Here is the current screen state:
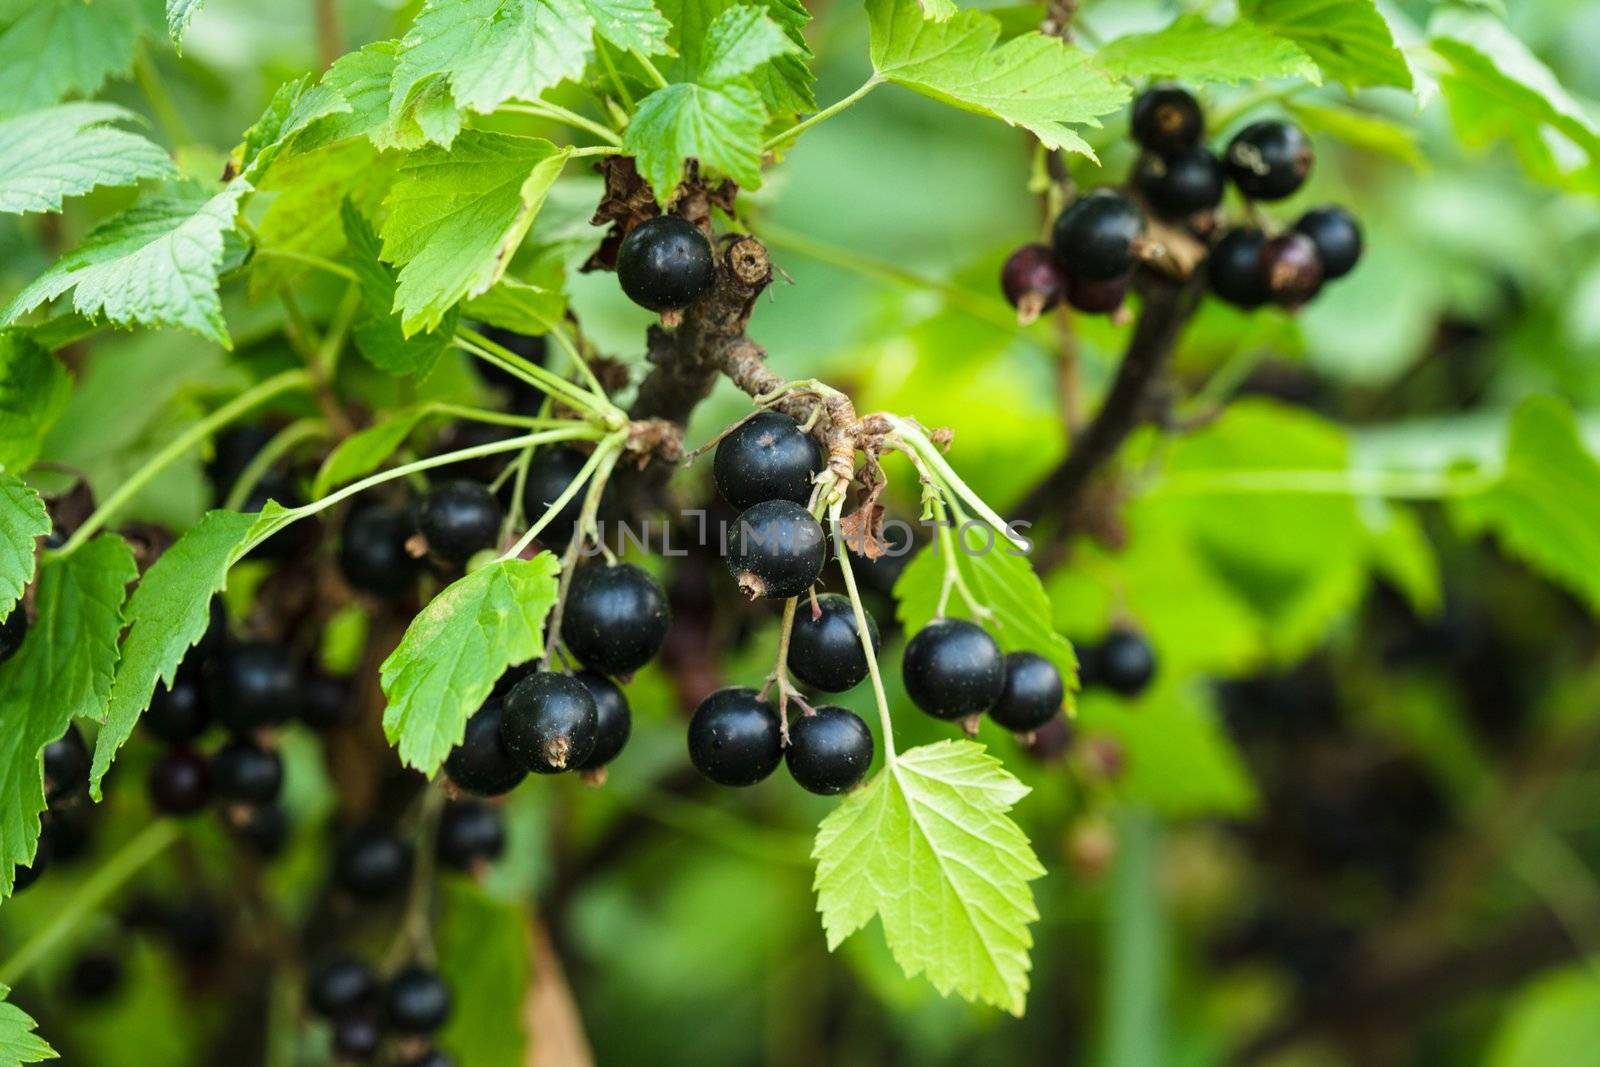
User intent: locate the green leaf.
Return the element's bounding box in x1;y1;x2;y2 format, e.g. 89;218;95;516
812;740;1043;1015
1487;968;1600;1067
165;0;203;43
436;879;531;1067
0;474;48;620
462;270;567;338
380;554;562;774
379;132;569;336
660;0;814;117
343;201;457;374
3;183;250;346
623;81;766;200
236;74;350;179
1239;0;1412;91
1096;14;1320;86
0;333;72;475
0;985;56;1064
867;0;1128;157
1286;99;1423;168
0;0;152;118
251;139;395;295
304;41;403;149
0;104;174;217
311;406;432;499
0;534;135;895
697;4;801;84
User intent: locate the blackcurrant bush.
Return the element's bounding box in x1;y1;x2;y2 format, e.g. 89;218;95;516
726;500;827;600
1066;271;1131;315
1052;191;1144;281
419;480;501;563
385;966;452;1035
43;724;90;804
339;504;420;599
1131;85;1204;155
999;243;1067;324
68;951;123;1004
786;706;873;795
572;671;631;771
1132;147;1225;219
1224;120;1313;201
148;749;211;816
902;618;1005;720
1294;206;1362;280
990;652;1064;733
146;670;212;744
309;955;378;1017
1208;227;1269;309
437;800;505;870
445;698;527;796
0;608;26;663
500;672;598;774
560;563;670;676
1097;629;1157;697
789;593;879;693
237;803;290;857
523;446;608;548
1260;232;1324;307
210;738;283;805
332;1012;383;1060
713;411;824;512
302;673;355;731
617;215;715;312
687;688;783;787
336;828;413;899
207;641;299;734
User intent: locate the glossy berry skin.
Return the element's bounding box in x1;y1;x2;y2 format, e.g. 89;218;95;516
419;480;501;563
500;672;598;774
43;725;90;804
0;609;26;663
617;216;715;312
786;706;874;795
336;829;413;899
1098;629;1157;697
1260;232;1324;307
561;564;670;676
445;698;527;796
438;801;505;870
1130;85;1204;155
789;593;879;693
210;738;283;805
308;955;378;1018
999;243;1067;323
1208;227;1269;309
301;674;355;731
990;652;1064;733
148;749;211;816
1133;147;1225;218
1066;272;1131;315
1294;207;1362;280
726;500;827;600
522;447;603;548
208;642;299;734
1225;120;1313;201
1052;191;1144;281
332;1013;382;1060
713;411;823;512
339;504;420;599
572;671;631;770
146;671;212;744
386;966;452;1035
688;688;783;787
902;619;1005;720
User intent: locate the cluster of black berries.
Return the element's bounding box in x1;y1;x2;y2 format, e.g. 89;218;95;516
903;620;1067;737
308;954;454;1065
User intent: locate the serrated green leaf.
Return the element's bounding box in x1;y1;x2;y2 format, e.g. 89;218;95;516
303;41;403;150
661;0;814;117
312;406;432;499
436;879;530;1067
0;474;47;621
0;534;135;895
697;5;801;85
343;201;458;373
813;740;1043;1015
165;0;203;43
0;985;55;1064
624;81;767;201
868;0;1128;157
0;104;174;217
0;333;71;475
237;74;350;179
380;554;562;774
251;140;396;295
1240;0;1411;91
0;0;152;118
1096;14;1320;86
462;269;567;338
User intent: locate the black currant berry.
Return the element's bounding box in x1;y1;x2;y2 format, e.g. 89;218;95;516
336;828;413;899
339;504;420;599
1132;147;1225;218
206;425;274;497
0;608;26;663
1224;120;1313;201
207;642;299;734
445;698;527;796
437;800;505;870
210;738;283;805
522;446;607;548
902;619;1005;720
789;593;879;693
617;216;715;312
687;688;783;787
1066;272;1131;315
786;706;873;795
43;724;90;805
1097;629;1157;697
990;652;1064;733
146;670;212;744
419;480;501;563
572;671;631;771
500;672;598;774
1052;191;1144;281
1208;227;1269;309
309;955;378;1017
332;1012;382;1060
561;563;670;676
1131;85;1204;155
237;803;290;856
165;898;226;962
727;500;827;600
302;673;355;731
1260;232;1324;307
1000;243;1067;324
1294;206;1362;280
386;966;452;1035
148;749;211;816
68;951;123;1003
713;411;824;512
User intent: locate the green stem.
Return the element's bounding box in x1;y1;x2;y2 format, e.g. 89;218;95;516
499;102;623;146
543;321;609;400
829;498;897;764
317;284;363;384
455;327;623;426
251;247;360;283
1104;809;1165;1067
597;43;636;110
632;49;670;90
569;145;624;158
763;78;882;151
427;403;576;430
223;418;330;512
890;419;1029;551
1157;467;1496;499
502;432;625;562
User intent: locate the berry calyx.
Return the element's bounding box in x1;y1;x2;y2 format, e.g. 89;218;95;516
207;641;300;735
1066;271;1131;315
1130;85;1204;155
1294;206;1363;280
989;652;1064;733
308;955;378;1018
616;216;716;312
902;618;1005;720
688;688;783;787
43;725;90;805
146;670;212;744
560;563;670;676
1132;147;1225;219
148;749;211;816
500;672;599;774
785;706;873;795
571;670;631;771
437;800;505;870
210;738;283;805
726;500;827;600
335;828;413;899
788;593;879;693
713;411;824;512
0;608;26;663
1208;227;1269;309
1260;232;1324;307
418;480;502;563
385;966;452;1035
522;446;606;548
339;504;420;599
445;698;527;797
1096;628;1157;697
1224;120;1313;201
1000;243;1067;324
1052;191;1145;281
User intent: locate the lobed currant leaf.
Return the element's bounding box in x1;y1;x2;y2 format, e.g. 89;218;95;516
0;333;72;476
0;985;55;1064
1241;0;1412;91
0;474;48;622
0;104;174;218
623;81;767;202
0;0;156;119
343;201;457;375
1096;14;1321;87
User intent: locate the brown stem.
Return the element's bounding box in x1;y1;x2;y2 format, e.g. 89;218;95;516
313;0;342;69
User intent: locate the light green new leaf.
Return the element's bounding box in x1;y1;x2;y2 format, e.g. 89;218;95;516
0;104;174;217
698;5;801;84
868;0;1128;157
1240;0;1412;90
436;879;530;1067
623;82;767;201
0;474;48;621
312;407;432;499
660;0;815;117
166;0;204;44
0;0;152;118
343;201;457;374
380;555;561;774
813;740;1043;1015
1487;968;1600;1067
236;74;350;180
462;272;567;338
0;333;72;475
380;132;569;335
3;183;250;346
0;985;56;1064
1096;14;1320;86
1287;100;1423;167
0;534;135;895
304;41;402;150
251;139;395;295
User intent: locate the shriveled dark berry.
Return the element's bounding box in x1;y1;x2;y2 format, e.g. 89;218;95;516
713;411;824;512
148;749;211;816
789;593;879;693
207;641;299;734
339;504;420;599
210;738;283;805
572;671;631;771
902;619;1005;720
386;966;452;1035
1294;206;1362;280
1224;120;1313;201
1209;227;1269;309
1052;191;1144;281
308;955;378;1017
0;608;26;663
1000;243;1067;324
1097;629;1157;697
146;669;212;744
688;688;783;787
561;563;670;676
1132;147;1224;219
445;698;527;796
1260;232;1324;307
437;800;505;870
500;672;598;774
616;216;715;312
419;480;501;563
785;706;873;795
726;500;827;600
336;828;412;899
1131;85;1204;155
1066;272;1130;315
43;724;90;805
990;652;1064;733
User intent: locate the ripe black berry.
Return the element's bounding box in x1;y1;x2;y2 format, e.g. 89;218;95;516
437;800;505;870
902;619;1005;720
339;504;420;599
207;641;299;734
445;698;527;796
419;480;501;563
332;1012;382;1060
336;828;413;899
561;563;670;676
146;670;212;744
1294;206;1362;280
1208;227;1269;309
1000;243;1067;324
572;670;631;771
500;672;598;774
386;966;452;1035
617;216;715;312
302;673;355;731
990;652;1064;733
523;446;607;548
785;706;873;795
68;951;122;1003
1066;272;1131;315
688;688;782;787
148;749;211;816
1097;629;1157;697
1260;232;1324;307
309;955;378;1017
237;803;290;856
713;411;824;512
1131;85;1204;155
43;724;90;805
1132;147;1224;219
210;738;283;805
789;593;879;693
1225;120;1313;201
1052;191;1144;281
0;608;26;663
726;500;827;600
